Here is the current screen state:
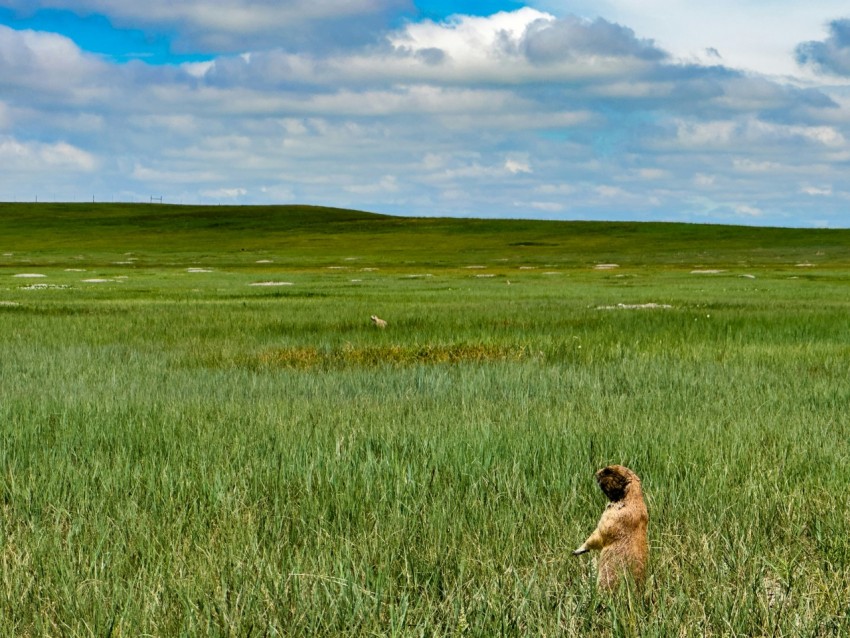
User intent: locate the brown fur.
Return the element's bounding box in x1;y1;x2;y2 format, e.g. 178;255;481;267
573;465;649;591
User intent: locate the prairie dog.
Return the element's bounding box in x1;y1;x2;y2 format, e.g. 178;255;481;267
370;315;387;328
573;465;649;591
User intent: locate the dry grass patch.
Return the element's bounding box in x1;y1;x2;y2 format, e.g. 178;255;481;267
252;342;531;369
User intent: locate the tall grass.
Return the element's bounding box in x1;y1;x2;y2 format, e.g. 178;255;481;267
0;205;848;635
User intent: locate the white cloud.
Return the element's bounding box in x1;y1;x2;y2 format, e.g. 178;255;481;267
428;162;505;181
393;8;550;60
505;158;532;174
733;203;763;217
589;80;674;98
307;85;523;117
747;120;846;148
733;158;783;173
259;184;295;201
391;7;666;75
671;118;847;152
0;25;107;99
345;175;400;195
131;164;220;184
634;168;668;180
0;136;97;171
130;114;199;134
595;185;627;198
800;185;833;196
201;187;248;198
674;120;738;147
526;201;566;212
182;61;215;78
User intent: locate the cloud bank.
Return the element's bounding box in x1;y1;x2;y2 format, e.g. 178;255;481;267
1;3;849;226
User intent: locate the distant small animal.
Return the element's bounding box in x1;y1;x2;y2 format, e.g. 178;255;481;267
370;315;387;328
573;465;649;591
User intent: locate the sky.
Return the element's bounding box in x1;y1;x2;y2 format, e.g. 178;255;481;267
2;1;850;227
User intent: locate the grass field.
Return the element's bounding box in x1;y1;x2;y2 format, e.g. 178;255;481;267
1;203;849;636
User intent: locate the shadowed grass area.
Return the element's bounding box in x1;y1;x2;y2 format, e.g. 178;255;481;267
0;204;848;635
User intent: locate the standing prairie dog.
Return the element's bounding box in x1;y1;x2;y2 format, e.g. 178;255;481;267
573;465;649;591
370;315;387;328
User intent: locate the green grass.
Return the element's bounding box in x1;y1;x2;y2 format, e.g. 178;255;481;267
0;204;849;635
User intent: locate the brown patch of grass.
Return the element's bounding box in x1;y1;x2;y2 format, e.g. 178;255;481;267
251;343;530;369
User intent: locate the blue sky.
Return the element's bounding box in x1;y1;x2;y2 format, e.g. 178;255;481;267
1;1;850;227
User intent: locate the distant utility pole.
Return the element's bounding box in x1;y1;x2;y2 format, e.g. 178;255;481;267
151;196;163;204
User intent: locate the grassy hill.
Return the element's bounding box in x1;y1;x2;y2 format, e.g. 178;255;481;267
2;202;849;268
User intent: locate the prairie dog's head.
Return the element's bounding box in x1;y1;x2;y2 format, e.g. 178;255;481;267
595;465;641;502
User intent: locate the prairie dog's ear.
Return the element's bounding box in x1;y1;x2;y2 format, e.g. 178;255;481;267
595;465;630;502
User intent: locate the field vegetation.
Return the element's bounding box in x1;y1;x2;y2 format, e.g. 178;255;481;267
1;203;849;635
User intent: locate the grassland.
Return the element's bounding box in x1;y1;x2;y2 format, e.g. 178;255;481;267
0;203;849;636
